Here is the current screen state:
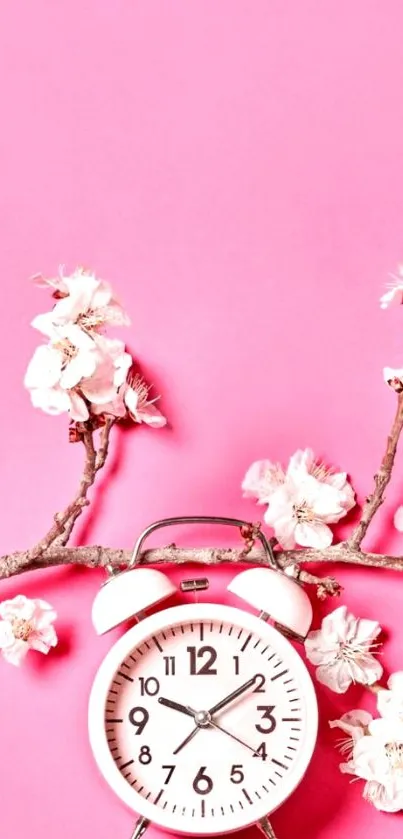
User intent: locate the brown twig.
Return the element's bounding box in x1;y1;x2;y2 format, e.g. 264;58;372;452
349;392;403;549
0;542;402;596
28;419;115;559
2;392;403;600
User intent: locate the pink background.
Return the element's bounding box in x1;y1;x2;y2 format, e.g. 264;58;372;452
1;2;403;837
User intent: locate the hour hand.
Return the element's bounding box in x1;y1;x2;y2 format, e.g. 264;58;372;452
158;697;195;717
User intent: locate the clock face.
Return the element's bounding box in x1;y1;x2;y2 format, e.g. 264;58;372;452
89;604;317;835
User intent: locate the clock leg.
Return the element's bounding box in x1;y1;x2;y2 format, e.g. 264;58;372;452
257;816;278;839
129;816;150;839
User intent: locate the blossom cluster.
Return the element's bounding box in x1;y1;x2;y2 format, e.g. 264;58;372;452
304;604;403;813
242;448;355;549
330;677;403;813
24;267;166;427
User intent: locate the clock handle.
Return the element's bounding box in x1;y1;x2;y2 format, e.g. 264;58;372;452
130;515;278;569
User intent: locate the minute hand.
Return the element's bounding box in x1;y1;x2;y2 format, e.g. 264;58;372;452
209;675;258;715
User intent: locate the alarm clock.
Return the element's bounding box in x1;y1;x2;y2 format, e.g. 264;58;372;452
88;517;318;839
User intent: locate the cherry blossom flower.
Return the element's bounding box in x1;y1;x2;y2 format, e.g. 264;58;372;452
32;266;130;330
25;322;99;392
243;449;355;548
329;709;373;769
377;672;403;721
288;448;355;517
264;475;346;549
0;595;57;666
380;269;403;309
242;460;286;503
383;366;403;393
352;718;403;812
124;374;166;427
304;605;383;693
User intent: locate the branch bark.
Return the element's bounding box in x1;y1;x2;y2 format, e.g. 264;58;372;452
28;419;115;559
2;392;403;599
349;392;403;549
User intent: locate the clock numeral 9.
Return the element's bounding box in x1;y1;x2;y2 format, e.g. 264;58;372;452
230;764;244;784
192;766;213;795
139;676;160;696
255;705;277;734
187;646;217;676
128;706;149;735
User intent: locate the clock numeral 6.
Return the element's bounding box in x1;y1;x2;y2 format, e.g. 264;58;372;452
128;706;149;735
192;766;214;795
255;705;276;734
230;764;244;784
187;646;217;676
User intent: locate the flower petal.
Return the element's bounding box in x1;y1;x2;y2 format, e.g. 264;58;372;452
2;639;29;666
294;520;333;548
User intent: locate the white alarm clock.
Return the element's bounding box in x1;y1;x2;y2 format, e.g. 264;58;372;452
88;517;318;839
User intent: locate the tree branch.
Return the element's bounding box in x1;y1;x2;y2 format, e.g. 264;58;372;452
28;419;115;559
349;392;403;549
1;541;403;597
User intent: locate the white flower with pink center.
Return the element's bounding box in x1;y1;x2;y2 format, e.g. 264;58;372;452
33;266;130;331
304;605;383;693
124;374;166;427
380;269;403;309
243;448;355;549
0;595;57;666
242;460;286;504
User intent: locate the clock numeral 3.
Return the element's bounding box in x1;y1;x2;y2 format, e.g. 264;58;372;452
187;646;217;676
255;705;277;734
128;706;149;734
192;766;214;795
138;745;152;764
139;676;160;696
230;764;244;784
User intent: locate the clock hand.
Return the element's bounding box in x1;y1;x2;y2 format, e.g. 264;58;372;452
173;725;200;755
208;674;259;715
158;697;195;717
208;719;259;755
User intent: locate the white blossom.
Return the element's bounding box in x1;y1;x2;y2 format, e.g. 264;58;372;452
243;448;355;549
0;595;57;666
304;605;383;693
353;718;403;812
124;374;166;427
329;709;372;768
377;672;403;721
32;266;130;330
264;475;346;549
380;270;403;309
242;460;286;504
394;506;403;531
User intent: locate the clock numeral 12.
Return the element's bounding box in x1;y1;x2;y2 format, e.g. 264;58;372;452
187;646;217;675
